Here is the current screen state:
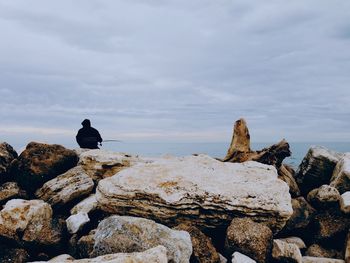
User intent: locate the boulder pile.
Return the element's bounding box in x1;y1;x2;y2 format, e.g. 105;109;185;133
0;134;349;262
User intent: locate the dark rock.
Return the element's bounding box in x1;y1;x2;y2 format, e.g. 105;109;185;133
307;185;341;209
330;153;350;194
225;217;273;263
76;230;96;258
10;142;78;193
0;142;18;182
174;223;221;263
306;244;343;259
0;246;29;263
295;146;342;195
283;197;316;233
278;164;301;197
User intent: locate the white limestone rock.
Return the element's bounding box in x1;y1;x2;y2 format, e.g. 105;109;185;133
302;257;345;263
231;252;256;263
307;185;341;207
331;153;350;194
340;192;350;214
0;199;57;245
29;245;168;263
279;237;306;250
78;149;146;182
296;146;343;195
92;215;192;263
96;155;292;232
66;212;90;234
35;166;94;207
70;194;98;215
272;239;302;263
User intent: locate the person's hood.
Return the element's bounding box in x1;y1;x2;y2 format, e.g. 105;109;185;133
81;119;91;127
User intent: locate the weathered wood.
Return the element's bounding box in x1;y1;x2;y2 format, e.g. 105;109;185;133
223;119;291;168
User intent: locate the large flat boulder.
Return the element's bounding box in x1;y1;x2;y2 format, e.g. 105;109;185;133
0;142;17;182
96;155;292;232
91;215;192;263
29;245;168;263
330;153;350;194
296;146;342;195
10;142;78;192
78;149;145;182
35;166;94;207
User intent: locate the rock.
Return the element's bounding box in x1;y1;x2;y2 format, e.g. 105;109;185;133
302;257;345;263
225;217;273;263
70;194;98;215
35;166;94;207
279;237;306;250
174;223;220;263
0;182;27;204
278;164;301;197
307;185;341;208
345;231;350;263
76;230;96;258
0;142;17;182
331;153;350;194
231;252;257;263
283;197;316;233
66;212;90;234
92;215;192;263
340;192;350;214
96;155;293;232
296;146;342;195
272;239;302;263
305;244;343;259
29;246;168;263
0;246;29;263
219;254;228;263
78;149;144;182
0;199;60;246
10;142;78;192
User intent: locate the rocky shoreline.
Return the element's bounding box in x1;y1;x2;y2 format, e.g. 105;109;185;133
0;139;349;263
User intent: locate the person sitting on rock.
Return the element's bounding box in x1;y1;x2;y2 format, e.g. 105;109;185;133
76;119;103;149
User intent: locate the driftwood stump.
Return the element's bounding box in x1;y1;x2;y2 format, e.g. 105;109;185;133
222;118;300;196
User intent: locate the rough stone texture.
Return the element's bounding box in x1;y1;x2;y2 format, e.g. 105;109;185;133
312;210;350;243
225;217;273;263
279;237;306;250
0;199;60;246
77;230;96;258
302;257;345;263
78;149;145;182
0;246;29;263
272;239;302;263
174;223;220;263
96;155;292;232
30;246;168;263
0;182;27;204
219;254;228;263
231;252;257;263
278;164;301;197
0;142;17;182
331;153;350;194
307;185;341;208
296;146;342;195
92;215;192;263
35;166;94;207
340;192;350;214
10;142;78;192
305;244;343;260
70;194;98;215
282;197;316;233
345;231;350;263
66;212;90;234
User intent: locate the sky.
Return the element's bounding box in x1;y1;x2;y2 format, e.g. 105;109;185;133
0;0;350;150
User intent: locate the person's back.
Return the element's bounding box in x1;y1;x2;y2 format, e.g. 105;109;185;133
76;119;103;149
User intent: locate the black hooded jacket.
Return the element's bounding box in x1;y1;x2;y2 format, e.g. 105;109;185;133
76;119;103;149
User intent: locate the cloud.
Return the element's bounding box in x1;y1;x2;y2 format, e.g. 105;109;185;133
0;0;350;149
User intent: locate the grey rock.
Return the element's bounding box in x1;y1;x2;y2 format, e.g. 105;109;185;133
331;153;350;194
272;239;302;263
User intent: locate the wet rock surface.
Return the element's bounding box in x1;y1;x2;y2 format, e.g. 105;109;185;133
0;142;17;182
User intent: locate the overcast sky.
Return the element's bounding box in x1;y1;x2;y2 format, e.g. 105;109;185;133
0;0;350;149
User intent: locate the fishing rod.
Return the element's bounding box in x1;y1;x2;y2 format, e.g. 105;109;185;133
103;139;123;142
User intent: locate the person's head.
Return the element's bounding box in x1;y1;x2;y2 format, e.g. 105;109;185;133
81;119;91;127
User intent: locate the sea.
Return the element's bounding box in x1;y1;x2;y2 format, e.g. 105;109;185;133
100;142;350;169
